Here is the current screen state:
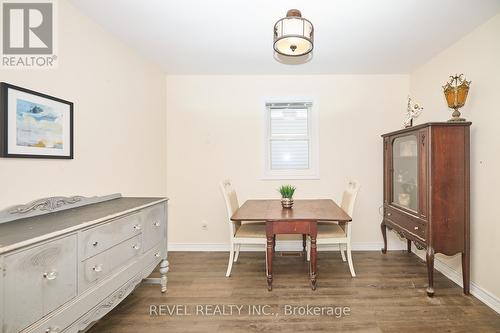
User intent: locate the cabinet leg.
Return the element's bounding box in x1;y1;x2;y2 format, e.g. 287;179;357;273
426;247;435;297
407;239;412;253
159;259;169;293
462;251;470;295
381;220;387;254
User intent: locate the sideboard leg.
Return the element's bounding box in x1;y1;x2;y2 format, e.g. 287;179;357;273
426;247;435;297
381;220;387;254
462;251;470;295
160;259;169;293
407;239;412;253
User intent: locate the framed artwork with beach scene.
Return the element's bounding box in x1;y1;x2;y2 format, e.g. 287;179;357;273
0;83;73;159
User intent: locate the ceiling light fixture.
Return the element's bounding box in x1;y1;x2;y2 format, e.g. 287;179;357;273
273;9;314;57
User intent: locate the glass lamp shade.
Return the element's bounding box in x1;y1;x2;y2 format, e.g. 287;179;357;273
442;74;471;122
274;9;314;57
443;80;470;109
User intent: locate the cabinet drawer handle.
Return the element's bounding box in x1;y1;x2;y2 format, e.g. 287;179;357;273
155;252;161;258
414;226;419;230
45;327;60;333
43;271;58;280
132;244;141;250
92;241;99;247
153;221;161;227
92;264;103;272
387;212;391;217
133;224;142;231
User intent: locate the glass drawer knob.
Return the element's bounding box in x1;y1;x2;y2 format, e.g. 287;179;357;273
133;224;142;231
93;264;103;272
153;221;161;227
45;327;60;333
155;252;161;258
387;213;391;216
43;271;57;280
414;226;419;230
132;244;141;250
92;241;98;247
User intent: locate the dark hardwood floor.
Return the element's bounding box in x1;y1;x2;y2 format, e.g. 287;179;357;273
88;251;500;333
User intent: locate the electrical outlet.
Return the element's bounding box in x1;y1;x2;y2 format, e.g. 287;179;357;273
201;221;208;231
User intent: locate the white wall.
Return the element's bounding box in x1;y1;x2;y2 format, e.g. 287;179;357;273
0;1;167;208
166;75;409;248
410;13;500;303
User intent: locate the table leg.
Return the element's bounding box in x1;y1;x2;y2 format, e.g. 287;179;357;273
266;234;274;291
310;234;317;290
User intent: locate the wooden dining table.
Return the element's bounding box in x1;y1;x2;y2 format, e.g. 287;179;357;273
231;199;351;291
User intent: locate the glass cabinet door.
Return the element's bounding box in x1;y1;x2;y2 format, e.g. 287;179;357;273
392;135;418;212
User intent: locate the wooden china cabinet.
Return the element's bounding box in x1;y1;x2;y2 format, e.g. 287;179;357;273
380;122;471;296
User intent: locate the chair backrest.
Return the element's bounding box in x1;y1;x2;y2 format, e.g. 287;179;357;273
219;179;241;237
340;180;360;238
341;180;360;217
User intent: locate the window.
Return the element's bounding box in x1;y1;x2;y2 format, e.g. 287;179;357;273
263;101;318;179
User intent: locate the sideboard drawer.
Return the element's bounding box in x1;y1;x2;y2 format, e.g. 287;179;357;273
385;206;426;241
79;235;142;291
142;203;166;251
80;212;143;260
4;235;77;333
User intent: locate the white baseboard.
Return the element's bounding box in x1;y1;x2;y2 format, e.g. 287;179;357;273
168;241;405;252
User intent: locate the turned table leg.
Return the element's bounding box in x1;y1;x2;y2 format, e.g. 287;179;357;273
381;220;387;254
310;223;318;290
266;234;274;291
426;247;435;297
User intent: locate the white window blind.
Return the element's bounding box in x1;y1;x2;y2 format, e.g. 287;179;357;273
263;101;318;179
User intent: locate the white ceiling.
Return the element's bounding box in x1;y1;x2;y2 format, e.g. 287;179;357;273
69;0;500;75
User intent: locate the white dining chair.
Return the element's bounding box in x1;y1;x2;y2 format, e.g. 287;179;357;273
219;180;267;277
306;180;360;277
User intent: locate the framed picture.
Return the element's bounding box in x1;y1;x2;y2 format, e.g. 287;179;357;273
0;82;73;159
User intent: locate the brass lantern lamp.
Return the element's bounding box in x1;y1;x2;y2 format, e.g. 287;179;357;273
273;9;314;57
442;74;471;122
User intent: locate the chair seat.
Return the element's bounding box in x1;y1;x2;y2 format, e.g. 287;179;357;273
235;223;266;238
316;223;347;238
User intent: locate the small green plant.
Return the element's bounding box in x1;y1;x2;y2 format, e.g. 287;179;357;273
278;185;296;198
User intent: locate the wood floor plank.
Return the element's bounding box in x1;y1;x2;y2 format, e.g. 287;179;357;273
87;251;500;333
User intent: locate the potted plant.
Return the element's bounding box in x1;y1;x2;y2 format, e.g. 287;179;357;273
278;185;296;209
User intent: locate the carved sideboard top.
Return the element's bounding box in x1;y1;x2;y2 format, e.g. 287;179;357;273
0;195;168;254
0;193;122;224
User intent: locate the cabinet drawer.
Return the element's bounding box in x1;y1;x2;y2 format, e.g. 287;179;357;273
142;203;166;251
80;212;142;260
79;235;142;291
385;206;426;240
4;235;77;333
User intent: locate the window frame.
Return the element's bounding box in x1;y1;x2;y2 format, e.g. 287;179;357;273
262;98;319;180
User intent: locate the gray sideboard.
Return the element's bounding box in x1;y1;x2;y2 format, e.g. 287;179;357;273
0;194;169;333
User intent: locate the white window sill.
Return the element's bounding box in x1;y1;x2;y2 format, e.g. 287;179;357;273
260;174;320;180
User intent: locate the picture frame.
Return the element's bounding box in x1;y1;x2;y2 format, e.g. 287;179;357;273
0;82;73;159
